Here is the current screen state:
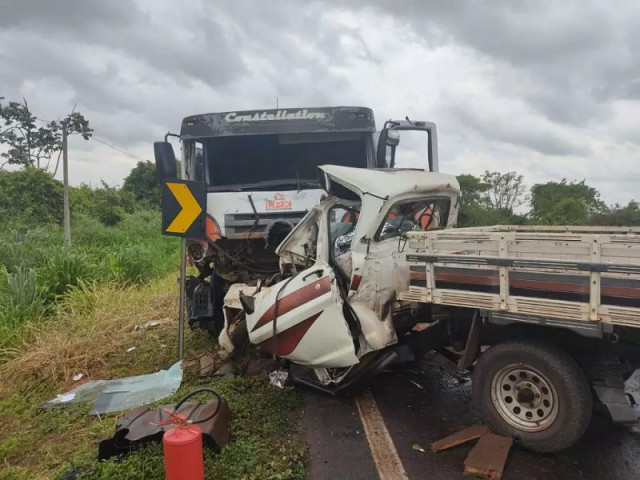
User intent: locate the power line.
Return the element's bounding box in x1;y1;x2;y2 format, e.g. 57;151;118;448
90;136;147;162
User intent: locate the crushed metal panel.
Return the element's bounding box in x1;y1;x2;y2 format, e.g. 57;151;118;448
430;424;489;452
98;399;230;460
318;165;460;202
41;362;183;415
463;432;513;480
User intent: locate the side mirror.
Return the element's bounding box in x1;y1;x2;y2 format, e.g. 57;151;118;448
376;128;399;168
239;295;255;315
385;130;400;147
153;141;177;181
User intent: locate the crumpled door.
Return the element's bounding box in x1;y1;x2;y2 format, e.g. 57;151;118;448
246;261;359;368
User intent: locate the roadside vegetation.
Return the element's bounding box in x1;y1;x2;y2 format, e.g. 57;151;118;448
457;170;640;228
0;164;305;480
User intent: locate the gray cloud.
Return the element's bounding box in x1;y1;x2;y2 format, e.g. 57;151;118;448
346;1;640;127
0;0;638;204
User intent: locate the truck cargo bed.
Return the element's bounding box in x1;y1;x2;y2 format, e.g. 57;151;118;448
399;226;640;327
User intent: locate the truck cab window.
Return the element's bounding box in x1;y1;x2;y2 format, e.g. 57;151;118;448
377;198;450;241
328;205;360;278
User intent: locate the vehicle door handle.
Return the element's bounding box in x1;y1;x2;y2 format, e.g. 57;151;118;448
302;269;324;281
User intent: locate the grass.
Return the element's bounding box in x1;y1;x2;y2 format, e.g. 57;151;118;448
0;208;305;479
0;273;306;480
0;211;180;351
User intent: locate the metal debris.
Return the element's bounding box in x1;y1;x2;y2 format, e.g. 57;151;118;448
269;369;289;388
407;379;424;390
98;398;231;460
41;362;183;415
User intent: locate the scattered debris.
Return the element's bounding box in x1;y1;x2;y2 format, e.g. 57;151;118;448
430;424;489;452
412;322;431;332
59;462;87;480
246;358;280;377
269;369;289;388
431;425;513;479
132;318;165;332
41;362;183;415
199;353;217;377
98;396;230;460
412;443;425;453
126;346;136;353
407;379;424;390
72;373;84;382
464;432;513;480
213;361;235;379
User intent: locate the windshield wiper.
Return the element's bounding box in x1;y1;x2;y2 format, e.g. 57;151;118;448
208;178;320;192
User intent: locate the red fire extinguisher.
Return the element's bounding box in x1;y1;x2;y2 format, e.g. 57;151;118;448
161;388;223;480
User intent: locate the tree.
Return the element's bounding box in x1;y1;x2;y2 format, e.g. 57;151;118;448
456;173;529;227
591;200;640;226
457;174;489;227
123;160;161;208
0;168;64;224
481;171;526;213
0;97;92;170
530;179;606;225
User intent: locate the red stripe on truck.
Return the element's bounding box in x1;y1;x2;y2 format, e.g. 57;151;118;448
251;276;331;332
259;312;321;356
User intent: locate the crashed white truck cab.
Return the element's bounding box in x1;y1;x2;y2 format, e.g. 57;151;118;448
220;165;459;375
222;165;640;454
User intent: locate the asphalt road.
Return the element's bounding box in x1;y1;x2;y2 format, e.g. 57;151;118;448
302;353;640;480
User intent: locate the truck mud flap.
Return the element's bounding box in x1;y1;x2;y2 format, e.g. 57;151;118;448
592;384;639;423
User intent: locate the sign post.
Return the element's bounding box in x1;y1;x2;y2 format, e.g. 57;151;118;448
161;180;207;361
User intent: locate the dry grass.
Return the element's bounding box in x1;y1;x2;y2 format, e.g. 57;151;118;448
0;274;179;393
0;273;305;480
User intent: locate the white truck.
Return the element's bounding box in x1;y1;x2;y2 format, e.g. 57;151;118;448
221;165;640;453
153;106;438;333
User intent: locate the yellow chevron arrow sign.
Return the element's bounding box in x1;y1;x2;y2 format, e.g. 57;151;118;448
162;181;206;236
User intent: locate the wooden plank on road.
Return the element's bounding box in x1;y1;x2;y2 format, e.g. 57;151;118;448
430;424;489;452
463;432;513;479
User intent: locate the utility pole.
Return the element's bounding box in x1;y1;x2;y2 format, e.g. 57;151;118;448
62;122;71;247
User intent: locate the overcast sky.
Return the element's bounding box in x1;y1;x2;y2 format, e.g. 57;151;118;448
1;0;639;205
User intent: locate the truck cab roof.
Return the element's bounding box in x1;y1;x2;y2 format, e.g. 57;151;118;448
318;165;460;201
180;106;375;139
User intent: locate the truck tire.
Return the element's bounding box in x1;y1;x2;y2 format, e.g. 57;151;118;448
472;339;592;453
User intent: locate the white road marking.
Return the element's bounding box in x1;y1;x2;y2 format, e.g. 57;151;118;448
356;391;410;480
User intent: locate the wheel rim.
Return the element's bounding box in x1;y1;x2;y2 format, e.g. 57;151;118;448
490;364;559;432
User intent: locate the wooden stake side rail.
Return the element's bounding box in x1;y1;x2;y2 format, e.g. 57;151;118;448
399;227;640;327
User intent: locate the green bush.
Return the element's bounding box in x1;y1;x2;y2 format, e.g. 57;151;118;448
38;251;98;301
0;168;64;224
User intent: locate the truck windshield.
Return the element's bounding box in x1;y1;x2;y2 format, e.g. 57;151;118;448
204;133;369;191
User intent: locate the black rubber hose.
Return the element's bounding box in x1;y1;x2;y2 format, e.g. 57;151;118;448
172;387;223;425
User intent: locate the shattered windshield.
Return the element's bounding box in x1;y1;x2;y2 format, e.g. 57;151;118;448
204;133;368;191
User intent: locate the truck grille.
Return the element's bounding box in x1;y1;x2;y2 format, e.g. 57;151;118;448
224;211;307;239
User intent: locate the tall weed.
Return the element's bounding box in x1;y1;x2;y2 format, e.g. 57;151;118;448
0;267;47;349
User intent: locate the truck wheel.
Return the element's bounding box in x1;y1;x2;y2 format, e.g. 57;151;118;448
472;339;592;453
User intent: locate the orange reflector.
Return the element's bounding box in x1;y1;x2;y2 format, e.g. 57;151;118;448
206;215;221;241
